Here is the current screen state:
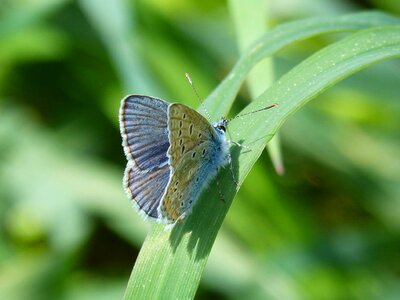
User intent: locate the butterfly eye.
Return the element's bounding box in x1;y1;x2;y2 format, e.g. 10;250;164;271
217;125;226;132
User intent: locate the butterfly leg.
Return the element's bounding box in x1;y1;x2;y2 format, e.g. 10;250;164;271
164;213;187;231
176;212;187;223
229;140;250;151
216;178;226;203
228;154;239;187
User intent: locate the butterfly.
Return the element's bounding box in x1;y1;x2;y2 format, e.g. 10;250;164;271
119;95;231;225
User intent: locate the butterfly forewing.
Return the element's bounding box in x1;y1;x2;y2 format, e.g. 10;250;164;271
167;104;213;168
120;95;170;170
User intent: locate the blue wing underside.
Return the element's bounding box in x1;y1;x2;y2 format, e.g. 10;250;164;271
120;95;171;218
125;164;170;218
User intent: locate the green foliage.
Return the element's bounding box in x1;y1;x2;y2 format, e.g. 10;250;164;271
1;1;400;300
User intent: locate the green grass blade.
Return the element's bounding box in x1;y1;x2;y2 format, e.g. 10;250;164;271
230;25;400;183
228;0;286;175
200;11;400;120
124;24;400;300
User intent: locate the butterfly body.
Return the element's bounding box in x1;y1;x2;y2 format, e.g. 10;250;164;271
120;95;230;224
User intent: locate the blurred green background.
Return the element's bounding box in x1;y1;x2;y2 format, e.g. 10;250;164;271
1;0;399;299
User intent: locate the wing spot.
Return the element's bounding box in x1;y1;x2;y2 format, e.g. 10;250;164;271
179;130;182;137
192;152;196;158
175;181;179;186
183;114;186;119
181;145;186;154
202;149;206;156
195;177;199;182
179;139;183;145
179;194;183;199
179;120;183;128
189;124;193;135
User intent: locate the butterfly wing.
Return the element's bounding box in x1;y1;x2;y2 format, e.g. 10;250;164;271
120;95;172;219
159;104;220;222
120;95;170;170
167;103;213;166
124;163;170;218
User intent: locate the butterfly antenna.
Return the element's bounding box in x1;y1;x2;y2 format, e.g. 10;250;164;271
185;73;212;121
230;103;278;122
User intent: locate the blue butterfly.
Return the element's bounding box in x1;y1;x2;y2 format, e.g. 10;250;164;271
119;95;230;225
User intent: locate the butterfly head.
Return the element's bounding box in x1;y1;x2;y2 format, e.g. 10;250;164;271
213;117;228;134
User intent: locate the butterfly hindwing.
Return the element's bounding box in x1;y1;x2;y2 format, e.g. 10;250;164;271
124;163;170;219
159;142;218;222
